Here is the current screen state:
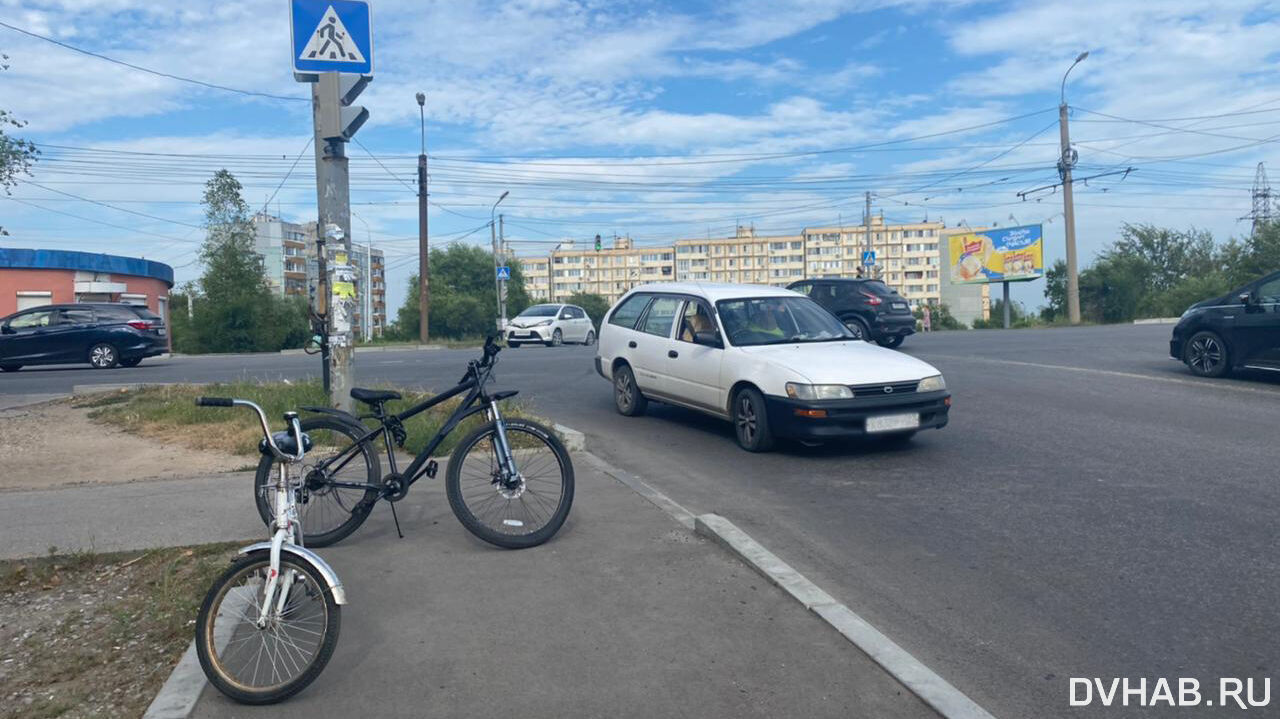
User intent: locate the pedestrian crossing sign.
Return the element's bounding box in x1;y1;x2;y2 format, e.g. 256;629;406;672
291;0;373;76
496;266;511;281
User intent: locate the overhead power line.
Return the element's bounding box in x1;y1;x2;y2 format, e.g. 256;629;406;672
0;20;308;103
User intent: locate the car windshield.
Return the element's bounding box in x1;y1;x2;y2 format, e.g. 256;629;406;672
517;305;560;318
716;297;853;346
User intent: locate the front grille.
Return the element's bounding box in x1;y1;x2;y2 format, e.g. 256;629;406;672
849;380;919;397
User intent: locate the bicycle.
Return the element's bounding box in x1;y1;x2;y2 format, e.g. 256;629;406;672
193;398;345;704
254;335;575;549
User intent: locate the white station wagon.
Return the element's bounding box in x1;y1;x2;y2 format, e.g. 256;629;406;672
594;283;951;451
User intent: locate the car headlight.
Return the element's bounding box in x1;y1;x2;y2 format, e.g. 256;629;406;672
917;374;946;392
534;319;553;327
785;383;853;400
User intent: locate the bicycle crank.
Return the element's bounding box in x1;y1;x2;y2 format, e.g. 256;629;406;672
381;473;409;502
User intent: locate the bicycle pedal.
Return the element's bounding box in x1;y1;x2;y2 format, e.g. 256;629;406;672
424;460;438;478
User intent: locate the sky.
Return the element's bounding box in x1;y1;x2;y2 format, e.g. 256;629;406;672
2;0;1280;315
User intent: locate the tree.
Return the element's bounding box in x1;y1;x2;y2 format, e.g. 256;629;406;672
183;170;307;352
391;244;531;340
564;292;611;329
912;302;963;330
0;55;38;235
1041;259;1068;322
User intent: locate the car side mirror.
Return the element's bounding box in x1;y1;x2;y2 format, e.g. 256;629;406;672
560;313;572;320
693;330;722;348
1239;291;1258;306
0;325;12;335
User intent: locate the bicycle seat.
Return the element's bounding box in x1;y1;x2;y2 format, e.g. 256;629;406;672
351;388;402;404
260;431;313;457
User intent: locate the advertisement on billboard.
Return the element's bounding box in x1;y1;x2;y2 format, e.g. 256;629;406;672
948;224;1044;284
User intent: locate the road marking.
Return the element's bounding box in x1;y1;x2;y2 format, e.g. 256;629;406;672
927;354;1280;396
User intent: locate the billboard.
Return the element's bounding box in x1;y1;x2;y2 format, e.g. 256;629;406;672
948;224;1044;284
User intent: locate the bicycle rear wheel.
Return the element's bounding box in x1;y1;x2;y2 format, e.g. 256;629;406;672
254;416;380;548
445;418;574;549
195;551;341;704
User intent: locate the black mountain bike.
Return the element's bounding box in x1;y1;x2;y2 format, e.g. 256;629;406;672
254;336;574;549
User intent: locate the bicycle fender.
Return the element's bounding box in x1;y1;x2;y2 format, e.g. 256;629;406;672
238;542;348;605
300;406;364;428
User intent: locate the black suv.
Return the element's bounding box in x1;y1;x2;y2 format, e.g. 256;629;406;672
1170;270;1280;377
0;303;168;371
786;278;916;347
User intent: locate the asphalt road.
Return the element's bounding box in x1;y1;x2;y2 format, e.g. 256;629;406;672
4;325;1278;717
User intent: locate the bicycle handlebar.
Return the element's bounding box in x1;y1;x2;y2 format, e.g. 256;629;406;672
195;397;305;462
458;334;502;385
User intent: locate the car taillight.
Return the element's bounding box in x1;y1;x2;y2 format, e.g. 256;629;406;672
127;320;152;330
859;291;882;306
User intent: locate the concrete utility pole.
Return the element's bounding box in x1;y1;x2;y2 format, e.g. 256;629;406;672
1060;52;1087;325
490;191;509;332
499;213;508;327
864;191;873;277
416;92;430;343
311;72;369;412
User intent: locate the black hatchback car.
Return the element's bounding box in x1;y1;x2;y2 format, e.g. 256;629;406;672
1170;270;1280;377
786;278;916;348
0;303;168;371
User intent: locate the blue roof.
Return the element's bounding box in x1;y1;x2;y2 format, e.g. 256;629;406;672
0;248;174;287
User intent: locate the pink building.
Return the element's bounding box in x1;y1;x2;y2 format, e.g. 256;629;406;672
0;248;174;324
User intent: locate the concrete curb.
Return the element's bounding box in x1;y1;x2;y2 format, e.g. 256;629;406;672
71;382;206;395
553;423;586;452
1133;317;1179;325
141;643;205;718
693;513;996;719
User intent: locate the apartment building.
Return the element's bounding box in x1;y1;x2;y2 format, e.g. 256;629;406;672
515;218;989;324
252;213;310;297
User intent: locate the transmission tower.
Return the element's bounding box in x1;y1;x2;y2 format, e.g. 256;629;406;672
1244;162;1275;235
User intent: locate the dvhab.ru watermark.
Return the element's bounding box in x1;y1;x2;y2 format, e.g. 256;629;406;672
1070;678;1270;709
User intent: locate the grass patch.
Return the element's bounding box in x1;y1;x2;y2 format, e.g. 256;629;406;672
0;543;242;719
79;379;542;457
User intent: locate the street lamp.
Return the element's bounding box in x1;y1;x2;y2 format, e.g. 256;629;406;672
491;191;510;331
416;92;426;155
1059;51;1088;324
415;91;430;344
1060;51;1089;106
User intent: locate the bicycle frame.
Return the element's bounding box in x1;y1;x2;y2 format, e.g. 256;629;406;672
311;361;514;498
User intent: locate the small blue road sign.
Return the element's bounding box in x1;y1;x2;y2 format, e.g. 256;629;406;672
862;250;876;267
496;266;511;281
292;0;374;76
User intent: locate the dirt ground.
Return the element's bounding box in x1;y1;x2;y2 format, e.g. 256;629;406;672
0;400;247;491
0;544;238;719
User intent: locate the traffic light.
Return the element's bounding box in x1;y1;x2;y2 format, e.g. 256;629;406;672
594;234;602;251
316;73;370;141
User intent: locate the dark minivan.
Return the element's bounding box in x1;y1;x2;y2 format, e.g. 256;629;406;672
0;303;168;371
1170;270;1280;377
787;278;916;348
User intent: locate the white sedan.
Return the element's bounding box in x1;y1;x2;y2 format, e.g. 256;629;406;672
594;282;950;451
506;303;595;347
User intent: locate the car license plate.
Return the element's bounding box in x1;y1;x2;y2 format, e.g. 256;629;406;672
891;302;908;311
866;413;919;433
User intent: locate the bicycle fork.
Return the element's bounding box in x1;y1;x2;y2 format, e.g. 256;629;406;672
257;464;300;627
489;400;520;481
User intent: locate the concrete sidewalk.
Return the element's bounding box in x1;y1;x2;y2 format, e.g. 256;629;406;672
0;459;938;718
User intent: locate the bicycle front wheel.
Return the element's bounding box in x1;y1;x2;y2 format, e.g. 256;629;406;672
254;416;380;548
195;550;341;704
445;418;574;549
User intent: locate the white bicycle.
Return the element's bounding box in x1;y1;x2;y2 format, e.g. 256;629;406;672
193;397;345;704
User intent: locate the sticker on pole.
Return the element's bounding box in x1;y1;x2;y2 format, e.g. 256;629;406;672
291;0;373;76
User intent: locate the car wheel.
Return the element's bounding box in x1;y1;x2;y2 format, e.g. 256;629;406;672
89;343;119;369
876;335;904;349
548;329;563;347
119;357;142;368
843;317;871;342
733;386;775;452
0;365;21;372
1184;331;1229;377
584;330;596;346
613;364;647;416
